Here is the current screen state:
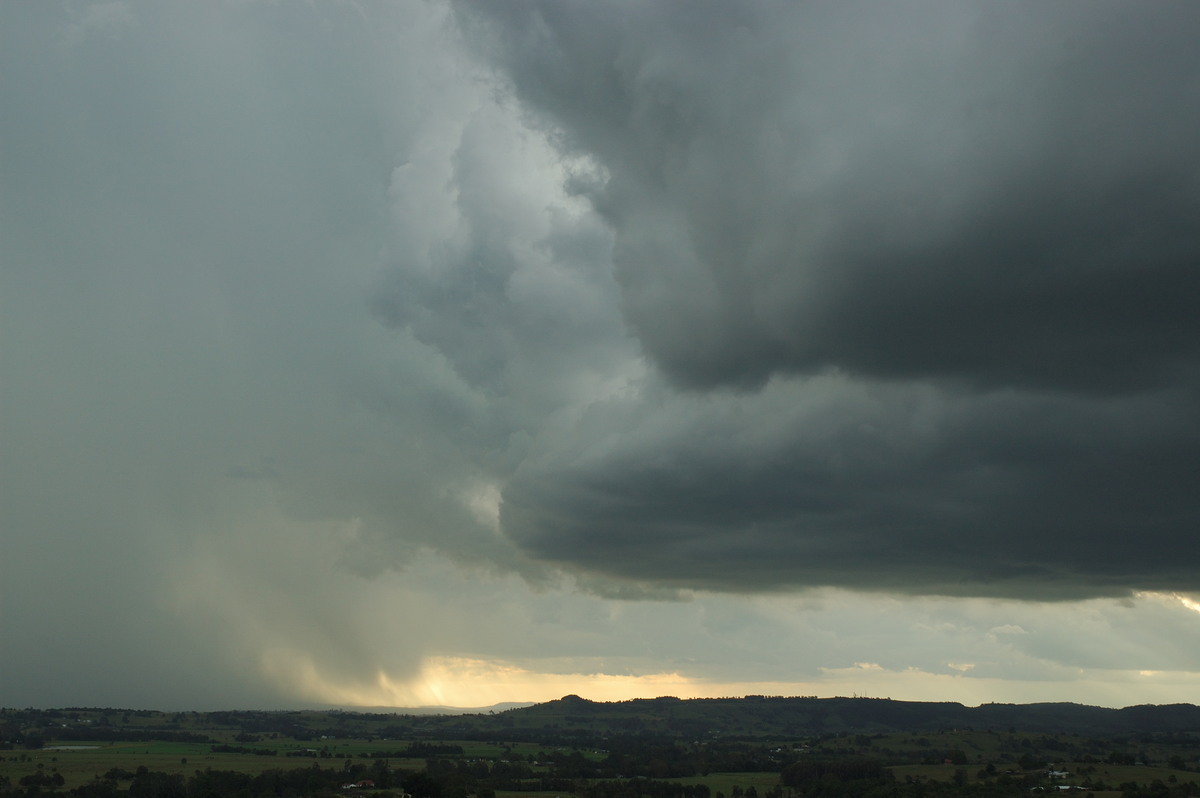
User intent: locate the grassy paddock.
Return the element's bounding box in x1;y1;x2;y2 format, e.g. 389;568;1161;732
888;764;969;783
0;742;413;791
663;771;780;796
1082;764;1197;787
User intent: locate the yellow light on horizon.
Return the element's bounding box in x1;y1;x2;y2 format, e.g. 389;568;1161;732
258;652;709;708
259;650;1200;711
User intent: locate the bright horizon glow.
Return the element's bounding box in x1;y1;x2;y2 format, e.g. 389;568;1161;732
254;653;1200;711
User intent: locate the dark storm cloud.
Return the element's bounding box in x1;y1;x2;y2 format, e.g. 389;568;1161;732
501;378;1199;598
457;1;1200;393
454;1;1200;598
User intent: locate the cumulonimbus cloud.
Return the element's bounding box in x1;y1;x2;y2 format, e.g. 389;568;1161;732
454;0;1200;599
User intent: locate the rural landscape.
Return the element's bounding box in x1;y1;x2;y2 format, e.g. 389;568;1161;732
4;697;1200;798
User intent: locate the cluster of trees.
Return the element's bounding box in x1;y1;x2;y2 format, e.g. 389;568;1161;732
38;731;212;746
2;762;405;798
421;757;574;795
14;771;66;789
209;746;278;757
778;759;893;798
358;746;465;761
1118;779;1200;798
578;779;713;798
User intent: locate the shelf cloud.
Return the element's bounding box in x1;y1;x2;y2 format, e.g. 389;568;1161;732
452;1;1200;598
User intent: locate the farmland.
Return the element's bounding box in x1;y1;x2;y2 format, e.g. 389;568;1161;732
4;699;1200;798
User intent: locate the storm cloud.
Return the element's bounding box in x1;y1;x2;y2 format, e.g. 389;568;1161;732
448;0;1200;598
458;1;1200;392
3;0;1200;710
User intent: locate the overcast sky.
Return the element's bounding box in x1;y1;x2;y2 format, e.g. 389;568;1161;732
3;0;1200;712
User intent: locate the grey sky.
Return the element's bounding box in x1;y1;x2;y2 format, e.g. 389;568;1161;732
2;0;1199;710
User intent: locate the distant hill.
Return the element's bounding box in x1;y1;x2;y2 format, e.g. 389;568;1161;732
483;695;1200;737
342;702;535;716
10;697;1200;742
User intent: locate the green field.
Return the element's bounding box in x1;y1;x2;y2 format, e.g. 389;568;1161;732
4;742;319;790
664;771;781;796
6;705;1200;798
0;738;579;793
